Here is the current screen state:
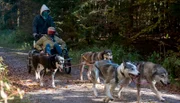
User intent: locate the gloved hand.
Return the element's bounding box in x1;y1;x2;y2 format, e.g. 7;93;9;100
40;50;44;53
62;48;68;54
33;33;37;38
63;48;68;52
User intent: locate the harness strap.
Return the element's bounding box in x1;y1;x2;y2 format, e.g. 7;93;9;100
110;63;119;83
82;55;94;64
94;62;99;69
120;70;125;77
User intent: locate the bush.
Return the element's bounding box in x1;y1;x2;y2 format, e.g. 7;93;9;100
110;44;141;64
0;57;25;103
162;50;180;79
0;29;32;50
147;51;161;63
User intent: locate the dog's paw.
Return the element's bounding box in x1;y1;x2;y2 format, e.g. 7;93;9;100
118;93;121;99
40;83;44;87
52;85;56;88
80;77;83;81
97;78;100;83
160;97;165;102
103;97;113;103
94;93;98;97
93;90;98;97
103;97;109;103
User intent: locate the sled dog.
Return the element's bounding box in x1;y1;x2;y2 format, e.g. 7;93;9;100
91;60;139;103
32;53;64;87
134;62;170;103
80;50;113;81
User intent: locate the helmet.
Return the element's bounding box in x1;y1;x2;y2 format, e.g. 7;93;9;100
48;27;56;35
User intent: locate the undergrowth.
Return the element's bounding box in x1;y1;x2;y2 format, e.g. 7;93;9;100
0;30;32;50
0;57;28;103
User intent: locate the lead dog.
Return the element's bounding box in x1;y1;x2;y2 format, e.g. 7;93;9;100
91;60;139;103
135;62;170;103
80;50;113;81
32;53;64;87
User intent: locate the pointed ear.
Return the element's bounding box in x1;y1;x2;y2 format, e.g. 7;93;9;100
122;60;126;68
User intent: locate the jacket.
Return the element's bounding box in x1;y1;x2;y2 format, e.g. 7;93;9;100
32;4;55;34
35;34;66;51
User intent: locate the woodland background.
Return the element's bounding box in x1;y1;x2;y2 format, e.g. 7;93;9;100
0;0;180;81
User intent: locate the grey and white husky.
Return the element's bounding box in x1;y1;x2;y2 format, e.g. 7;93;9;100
134;61;170;103
90;60;139;103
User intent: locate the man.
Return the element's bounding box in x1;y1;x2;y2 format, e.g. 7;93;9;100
35;27;67;57
32;4;55;41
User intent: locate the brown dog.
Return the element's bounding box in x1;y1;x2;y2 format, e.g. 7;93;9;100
79;49;113;81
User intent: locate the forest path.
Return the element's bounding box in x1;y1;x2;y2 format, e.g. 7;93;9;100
0;47;180;103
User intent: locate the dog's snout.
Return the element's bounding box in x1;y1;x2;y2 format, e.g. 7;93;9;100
167;81;170;85
138;72;140;76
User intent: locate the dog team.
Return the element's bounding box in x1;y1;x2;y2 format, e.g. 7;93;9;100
30;49;170;103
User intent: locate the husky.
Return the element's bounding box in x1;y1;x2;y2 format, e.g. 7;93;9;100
32;53;64;87
90;60;139;103
133;61;170;103
80;49;113;81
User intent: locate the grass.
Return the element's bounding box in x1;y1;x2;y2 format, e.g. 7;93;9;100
0;30;32;50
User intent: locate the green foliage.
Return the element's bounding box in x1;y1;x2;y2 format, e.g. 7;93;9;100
169;1;180;17
0;30;32;50
147;51;161;63
110;44;141;63
0;57;25;103
162;50;180;79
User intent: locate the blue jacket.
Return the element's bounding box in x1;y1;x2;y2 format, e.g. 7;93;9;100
32;4;55;34
32;15;55;34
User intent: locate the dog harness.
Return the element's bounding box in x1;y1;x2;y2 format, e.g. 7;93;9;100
107;63;119;83
113;64;120;83
95;61;120;83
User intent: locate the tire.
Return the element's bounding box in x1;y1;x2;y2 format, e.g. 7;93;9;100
64;60;71;74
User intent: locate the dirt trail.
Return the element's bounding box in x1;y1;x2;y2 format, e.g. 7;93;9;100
0;47;180;103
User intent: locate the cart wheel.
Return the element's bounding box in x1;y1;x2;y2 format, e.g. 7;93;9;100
64;60;71;74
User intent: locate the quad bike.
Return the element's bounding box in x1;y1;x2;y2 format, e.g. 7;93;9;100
27;43;72;74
